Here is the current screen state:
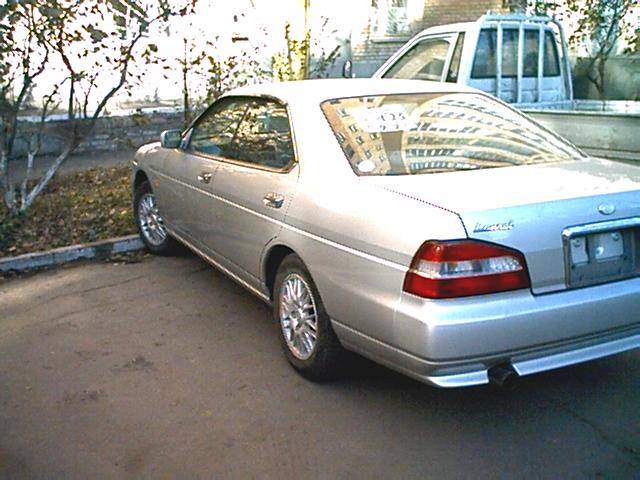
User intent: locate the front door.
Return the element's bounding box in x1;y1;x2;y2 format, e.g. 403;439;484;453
177;98;248;243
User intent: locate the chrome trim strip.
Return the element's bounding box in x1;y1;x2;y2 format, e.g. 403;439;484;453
168;228;272;305
562;216;640;238
426;371;490;388
512;333;640;376
150;168;407;273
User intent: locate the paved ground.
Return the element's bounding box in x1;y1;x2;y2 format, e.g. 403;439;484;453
1;254;639;479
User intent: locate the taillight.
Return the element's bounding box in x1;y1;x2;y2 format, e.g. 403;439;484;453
403;240;530;299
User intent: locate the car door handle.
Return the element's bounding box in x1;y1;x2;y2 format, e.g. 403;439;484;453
197;172;213;184
263;192;285;209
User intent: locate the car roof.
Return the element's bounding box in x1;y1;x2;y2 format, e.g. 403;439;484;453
223;79;479;105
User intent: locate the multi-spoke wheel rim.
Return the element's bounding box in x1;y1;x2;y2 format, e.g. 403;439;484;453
279;273;318;360
138;193;167;247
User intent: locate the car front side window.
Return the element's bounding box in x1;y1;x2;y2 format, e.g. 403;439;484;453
188;98;249;157
228;99;295;170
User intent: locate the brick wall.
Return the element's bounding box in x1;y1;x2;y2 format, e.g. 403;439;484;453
420;0;507;29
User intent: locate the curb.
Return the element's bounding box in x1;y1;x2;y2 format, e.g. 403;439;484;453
0;235;144;274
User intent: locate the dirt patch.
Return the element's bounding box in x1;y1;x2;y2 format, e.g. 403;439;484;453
0;166;135;258
110;355;155;373
60;389;107;405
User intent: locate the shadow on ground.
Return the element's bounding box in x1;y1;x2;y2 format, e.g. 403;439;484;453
0;253;638;479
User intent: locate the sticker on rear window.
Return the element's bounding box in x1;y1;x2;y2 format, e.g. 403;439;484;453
356;160;376;173
350;105;416;133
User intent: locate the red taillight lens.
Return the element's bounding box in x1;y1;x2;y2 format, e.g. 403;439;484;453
403;240;530;299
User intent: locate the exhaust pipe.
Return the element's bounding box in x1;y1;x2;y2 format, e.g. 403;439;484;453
488;364;519;390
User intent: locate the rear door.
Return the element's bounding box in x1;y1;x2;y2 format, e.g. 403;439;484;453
200;97;300;281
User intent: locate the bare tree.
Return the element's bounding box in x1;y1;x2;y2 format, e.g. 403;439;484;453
0;0;196;214
271;19;341;81
572;0;637;100
0;0;51;212
204;45;265;104
531;0;639;100
18;87;59;211
166;28;265;126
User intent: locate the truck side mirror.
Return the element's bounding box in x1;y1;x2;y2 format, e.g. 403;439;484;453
160;129;182;149
342;60;354;78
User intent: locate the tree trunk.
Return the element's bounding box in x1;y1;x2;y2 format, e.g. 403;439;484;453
0;149;8;195
0;149;18;214
182;39;190;128
20;147;72;212
597;57;606;104
20;151;35;211
183;67;190;127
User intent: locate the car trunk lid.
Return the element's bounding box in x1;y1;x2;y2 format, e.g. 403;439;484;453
368;158;640;293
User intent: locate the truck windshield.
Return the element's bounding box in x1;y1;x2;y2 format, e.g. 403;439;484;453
320;92;584;176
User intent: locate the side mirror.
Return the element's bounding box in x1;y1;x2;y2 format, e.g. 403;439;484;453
342;60;354;79
160;129;182;149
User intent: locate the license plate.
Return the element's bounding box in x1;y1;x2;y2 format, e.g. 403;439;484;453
570;231;624;266
565;227;638;288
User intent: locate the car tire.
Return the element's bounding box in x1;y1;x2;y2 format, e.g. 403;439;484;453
274;254;343;380
134;180;178;255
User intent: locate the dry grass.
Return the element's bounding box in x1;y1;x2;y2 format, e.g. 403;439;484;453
0;166;136;258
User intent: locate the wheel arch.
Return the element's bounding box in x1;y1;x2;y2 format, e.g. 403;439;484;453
133;169;150;192
263;244;297;300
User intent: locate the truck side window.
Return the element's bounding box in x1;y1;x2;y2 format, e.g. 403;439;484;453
471;29;496;78
544;31;560;76
445;33;465;83
500;29;519;77
523;30;561;77
382;37;451;81
471;28;518;78
523;30;539;77
472;28;561;79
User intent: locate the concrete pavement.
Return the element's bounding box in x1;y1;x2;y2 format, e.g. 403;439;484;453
1;254;639;479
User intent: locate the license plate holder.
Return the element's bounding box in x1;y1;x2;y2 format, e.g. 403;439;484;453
564;225;639;288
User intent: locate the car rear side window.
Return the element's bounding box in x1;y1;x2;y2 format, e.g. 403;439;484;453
320;92;584;176
228;99;295;170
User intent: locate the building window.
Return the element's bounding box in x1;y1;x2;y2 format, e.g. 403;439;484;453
371;0;412;38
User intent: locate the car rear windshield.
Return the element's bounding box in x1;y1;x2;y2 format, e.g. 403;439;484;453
320;92;584;176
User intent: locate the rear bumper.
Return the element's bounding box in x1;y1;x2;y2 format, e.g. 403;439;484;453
332;277;640;387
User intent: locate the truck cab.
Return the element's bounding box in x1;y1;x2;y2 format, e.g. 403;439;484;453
373;13;574;107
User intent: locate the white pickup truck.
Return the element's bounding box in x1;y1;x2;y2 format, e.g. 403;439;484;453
368;13;639;162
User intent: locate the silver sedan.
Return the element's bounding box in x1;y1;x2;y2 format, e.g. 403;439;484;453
132;79;640;388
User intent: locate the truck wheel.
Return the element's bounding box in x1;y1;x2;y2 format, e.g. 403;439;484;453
274;254;343;380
